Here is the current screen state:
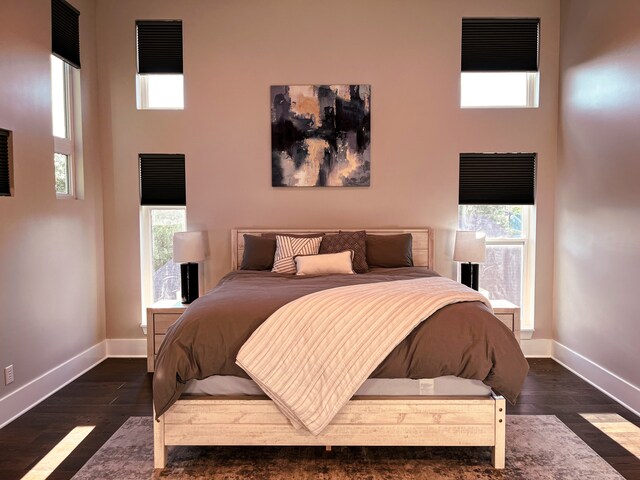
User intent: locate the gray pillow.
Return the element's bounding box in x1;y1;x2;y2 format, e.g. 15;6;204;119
240;235;276;270
365;233;413;268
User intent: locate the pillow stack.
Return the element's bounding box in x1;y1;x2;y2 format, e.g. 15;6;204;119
240;230;414;273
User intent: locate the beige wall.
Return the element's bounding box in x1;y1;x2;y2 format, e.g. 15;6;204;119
97;0;560;340
556;0;640;385
3;0;638;416
0;0;105;398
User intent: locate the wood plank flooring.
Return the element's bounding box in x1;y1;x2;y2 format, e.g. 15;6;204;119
0;358;638;479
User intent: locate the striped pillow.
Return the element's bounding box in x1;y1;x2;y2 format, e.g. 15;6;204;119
272;235;322;274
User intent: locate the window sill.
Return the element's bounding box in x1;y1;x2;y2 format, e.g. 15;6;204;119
140;323;147;336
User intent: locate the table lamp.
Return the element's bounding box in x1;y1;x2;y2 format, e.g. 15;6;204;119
173;231;207;304
454;230;486;290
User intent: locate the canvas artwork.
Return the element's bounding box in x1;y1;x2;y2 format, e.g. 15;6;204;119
271;85;371;187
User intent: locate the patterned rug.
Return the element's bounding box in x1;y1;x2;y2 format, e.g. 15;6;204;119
72;415;623;479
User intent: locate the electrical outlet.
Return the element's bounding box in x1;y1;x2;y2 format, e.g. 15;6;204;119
4;365;14;385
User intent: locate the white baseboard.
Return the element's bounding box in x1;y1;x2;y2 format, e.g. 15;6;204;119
518;339;640;416
521;338;553;357
0;341;107;429
552;341;640;417
106;338;147;357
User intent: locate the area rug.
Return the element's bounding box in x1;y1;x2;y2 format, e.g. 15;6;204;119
72;415;623;479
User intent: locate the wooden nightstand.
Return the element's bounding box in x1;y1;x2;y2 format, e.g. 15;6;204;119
490;299;521;344
147;300;186;372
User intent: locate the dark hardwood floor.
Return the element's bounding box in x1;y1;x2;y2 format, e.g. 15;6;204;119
0;359;153;480
0;358;638;479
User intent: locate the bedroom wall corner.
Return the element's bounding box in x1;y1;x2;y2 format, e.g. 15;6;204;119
0;0;106;415
555;0;640;399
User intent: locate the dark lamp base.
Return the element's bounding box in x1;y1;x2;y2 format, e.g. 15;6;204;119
180;262;199;304
460;263;480;290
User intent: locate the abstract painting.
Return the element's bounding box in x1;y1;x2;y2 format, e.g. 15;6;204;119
271;85;371;187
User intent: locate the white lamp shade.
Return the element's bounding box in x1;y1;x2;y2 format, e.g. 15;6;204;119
453;230;486;263
173;231;207;263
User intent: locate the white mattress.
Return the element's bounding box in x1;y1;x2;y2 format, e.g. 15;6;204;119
183;375;492;397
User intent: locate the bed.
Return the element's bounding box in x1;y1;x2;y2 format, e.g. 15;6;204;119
152;228;527;469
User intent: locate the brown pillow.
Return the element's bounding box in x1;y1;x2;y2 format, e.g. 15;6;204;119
240;235;276;270
320;230;368;273
366;233;413;268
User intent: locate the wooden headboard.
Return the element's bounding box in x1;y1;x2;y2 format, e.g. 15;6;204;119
231;228;434;270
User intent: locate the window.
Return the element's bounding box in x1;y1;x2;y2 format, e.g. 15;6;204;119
461;72;538;108
459;205;534;328
139;153;186;322
140;206;186;308
461;18;540;108
136;74;184;109
51;0;81;198
0;129;12;196
51;55;76;197
136;20;184;110
458;153;537;329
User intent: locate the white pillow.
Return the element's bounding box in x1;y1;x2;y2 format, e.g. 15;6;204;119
295;250;355;275
272;235;323;274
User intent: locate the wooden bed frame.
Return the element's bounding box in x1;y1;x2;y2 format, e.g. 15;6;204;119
153;228;506;469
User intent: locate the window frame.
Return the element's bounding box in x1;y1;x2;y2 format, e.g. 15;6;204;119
52;55;76;198
458;205;536;332
460;17;540;109
139;205;187;328
135;20;184;110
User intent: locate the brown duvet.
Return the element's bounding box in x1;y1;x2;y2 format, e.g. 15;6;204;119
153;267;528;418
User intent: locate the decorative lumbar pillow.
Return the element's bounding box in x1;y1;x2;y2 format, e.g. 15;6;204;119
295;250;355;276
240;234;277;270
272;235;323;274
319;230;368;273
366;233;414;268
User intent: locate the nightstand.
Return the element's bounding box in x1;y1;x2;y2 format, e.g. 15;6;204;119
490;299;521;344
147;300;186;372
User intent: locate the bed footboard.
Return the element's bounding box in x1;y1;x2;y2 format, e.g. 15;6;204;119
153;394;506;469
